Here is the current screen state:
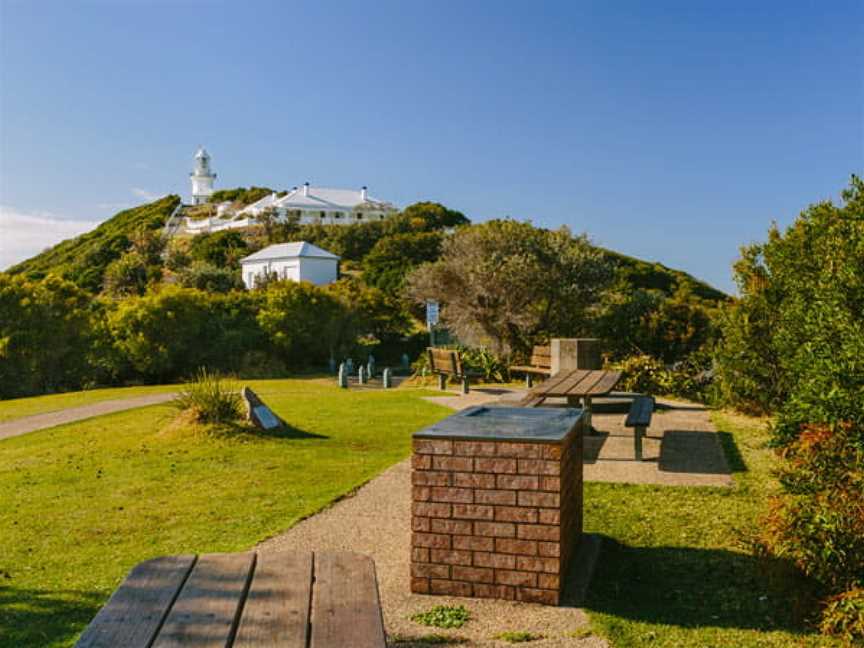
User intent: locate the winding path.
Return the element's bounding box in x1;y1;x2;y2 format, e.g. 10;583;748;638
0;393;176;442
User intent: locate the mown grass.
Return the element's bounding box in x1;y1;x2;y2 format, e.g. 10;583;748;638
0;378;449;647
0;384;181;423
583;410;840;648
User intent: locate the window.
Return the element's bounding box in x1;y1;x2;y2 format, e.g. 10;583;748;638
334;212;342;219
356;213;364;220
320;211;326;219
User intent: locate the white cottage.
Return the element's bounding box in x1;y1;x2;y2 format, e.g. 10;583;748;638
239;242;339;289
241;183;397;225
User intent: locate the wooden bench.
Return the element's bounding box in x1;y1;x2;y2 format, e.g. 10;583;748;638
426;347;480;395
509;345;552;387
625;396;655;460
75;551;386;648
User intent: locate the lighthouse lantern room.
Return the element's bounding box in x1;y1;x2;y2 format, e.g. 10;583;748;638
190;147;216;205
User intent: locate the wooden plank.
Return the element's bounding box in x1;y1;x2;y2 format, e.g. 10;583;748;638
553;369;596;396
529;369;574;396
233;552;312;648
310;552;386;648
75;555;196;648
589;370;622;396
570;371;607;397
151;552;255;648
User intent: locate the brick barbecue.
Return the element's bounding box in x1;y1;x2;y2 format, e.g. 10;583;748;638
411;406;585;605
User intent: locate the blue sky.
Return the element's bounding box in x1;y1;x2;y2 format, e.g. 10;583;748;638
1;0;862;292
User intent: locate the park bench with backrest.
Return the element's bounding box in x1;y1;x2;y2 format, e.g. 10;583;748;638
508;345;552;387
75;550;386;648
427;347;480;394
625;395;655;460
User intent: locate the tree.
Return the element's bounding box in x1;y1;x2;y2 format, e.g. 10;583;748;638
103;228;166;296
188;230;249;268
405;219;613;355
362;231;442;295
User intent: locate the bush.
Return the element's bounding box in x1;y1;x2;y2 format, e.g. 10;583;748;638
820;587;864;642
612;354;672;395
172;369;242;424
177;262;244;293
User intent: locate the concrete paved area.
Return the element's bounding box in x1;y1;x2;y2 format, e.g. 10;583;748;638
0;393;176;442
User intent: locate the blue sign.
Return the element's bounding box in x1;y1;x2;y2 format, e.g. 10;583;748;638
426;300;439;329
253;405;281;430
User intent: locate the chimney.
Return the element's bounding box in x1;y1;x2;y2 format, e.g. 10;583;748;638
303;182;310;197
361;186;368;201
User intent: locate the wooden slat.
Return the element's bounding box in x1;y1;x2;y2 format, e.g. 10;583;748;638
625;396;654;428
509;365;552;375
553;369;596;396
151;552;255;648
75;555;196;648
588;370;622;396
233;552;312;648
529;369;574;396
310;552;386;648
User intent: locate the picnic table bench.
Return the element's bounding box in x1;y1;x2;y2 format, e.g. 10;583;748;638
427;347;480;394
75;551;386;648
508;345;552;387
625;395;655;460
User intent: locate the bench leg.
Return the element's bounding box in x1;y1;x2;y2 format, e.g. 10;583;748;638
438;374;447;391
461;376;470;395
526;374;533;389
635;425;645;461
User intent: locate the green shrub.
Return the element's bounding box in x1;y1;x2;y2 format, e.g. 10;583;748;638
493;631;543;643
612;354;672;395
410;605;470;629
177;261;244;293
172;369;242;424
820;587;864;643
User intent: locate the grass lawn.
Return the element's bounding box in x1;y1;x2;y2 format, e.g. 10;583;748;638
582;410;839;648
0;378;450;647
0;384;182;423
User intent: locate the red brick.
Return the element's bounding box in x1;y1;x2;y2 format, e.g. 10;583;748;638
496;474;539;490
474;490;516;506
430;549;473;566
412;454;432;470
495;570;537;587
517;459;561;475
517;588;558;605
453;472;496;489
516;555;559;573
472;552;515;569
475;457;517;474
412;563;450;578
518;491;559;508
452;535;494;551
542;445;562;460
412;532;451;549
430;487;474;504
496;443;541;458
411;577;430;594
495;538;538;556
537;573;561;589
473;583;516;599
432;456;474;472
537;542;560;557
413;502;452;518
474;521;516;538
540;477;561;492
452;504;494;520
413;486;430;502
414;439;453;455
412;470;450;486
453;441;497;456
412;516;430;532
412;547;430;562
452;565;494;584
494;506;538;523
430;519;472;535
517;524;559;542
538;509;560;525
430;579;472;596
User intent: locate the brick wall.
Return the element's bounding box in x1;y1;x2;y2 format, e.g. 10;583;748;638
410;428;583;605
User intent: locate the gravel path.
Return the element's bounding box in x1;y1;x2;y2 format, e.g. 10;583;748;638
0;393;176;442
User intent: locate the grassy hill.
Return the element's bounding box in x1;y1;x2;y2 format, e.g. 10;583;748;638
601;248;728;302
8;195;180;293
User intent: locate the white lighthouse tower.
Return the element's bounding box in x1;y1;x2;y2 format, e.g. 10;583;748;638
190;146;216;205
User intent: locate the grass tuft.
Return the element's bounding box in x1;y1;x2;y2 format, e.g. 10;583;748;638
172;368;242;424
493;631;543;643
410;605;471;629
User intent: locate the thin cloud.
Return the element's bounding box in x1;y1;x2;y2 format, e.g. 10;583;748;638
0;206;98;271
131;187;165;202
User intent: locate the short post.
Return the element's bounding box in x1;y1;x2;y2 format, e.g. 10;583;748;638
437;373;447;390
338;363;348;388
383;368;392;389
526;374;534;388
346;358;354;374
401;353;410;372
358;365;367;385
367;355;376;378
328;357;336;374
461;375;470;395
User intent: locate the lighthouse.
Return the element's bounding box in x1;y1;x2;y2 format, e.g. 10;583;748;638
190;147;216;204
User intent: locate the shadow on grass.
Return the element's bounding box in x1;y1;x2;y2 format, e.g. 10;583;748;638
716;431;748;473
0;585;102;647
578;536;818;635
191;420;328;442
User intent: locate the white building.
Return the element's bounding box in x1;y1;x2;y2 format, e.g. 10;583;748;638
241;183;397;225
239;241;339;289
190;147;217;205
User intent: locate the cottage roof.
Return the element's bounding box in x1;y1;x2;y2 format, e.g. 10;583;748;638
239;241;340;264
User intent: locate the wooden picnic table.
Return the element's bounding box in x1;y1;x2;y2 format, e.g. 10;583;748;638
520;368;623;432
75;551;386;648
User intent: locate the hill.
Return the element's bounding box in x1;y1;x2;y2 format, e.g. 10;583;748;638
601;248;728;302
8;195;180;292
